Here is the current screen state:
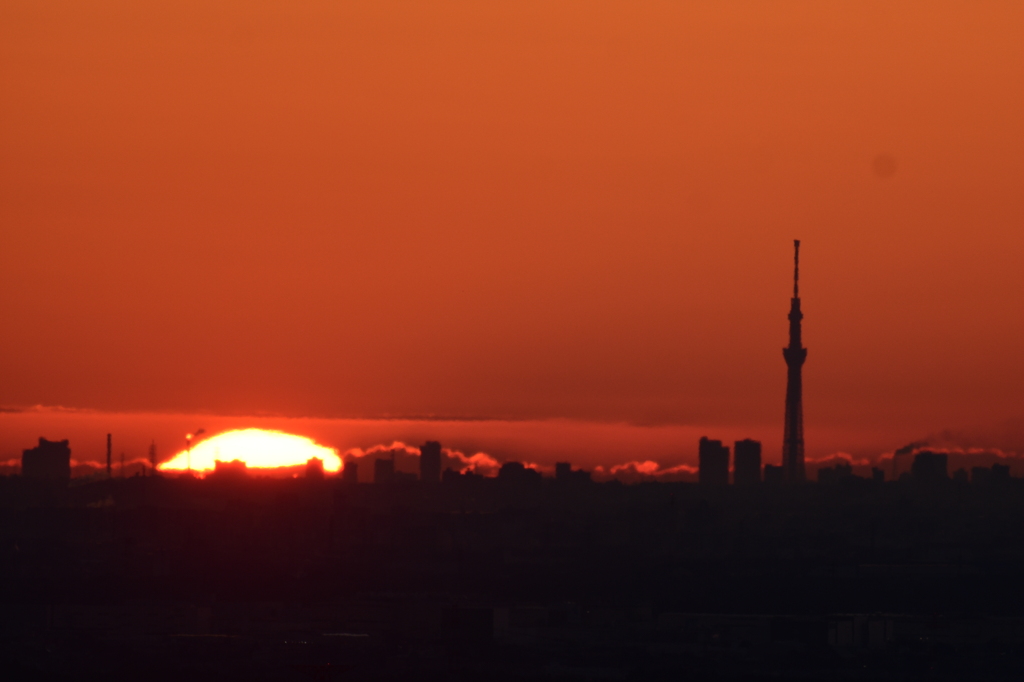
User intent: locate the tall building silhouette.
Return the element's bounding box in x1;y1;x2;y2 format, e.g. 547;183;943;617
782;240;807;482
22;438;71;482
698;437;729;486
342;460;358;484
420;441;442;483
555;462;572;482
733;439;762;486
374;456;395;484
911;451;948;483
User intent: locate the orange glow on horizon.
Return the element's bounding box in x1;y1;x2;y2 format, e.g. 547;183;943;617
158;429;340;475
1;3;1023;450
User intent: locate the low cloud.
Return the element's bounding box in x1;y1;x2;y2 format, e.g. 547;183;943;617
866;421;1024;479
804;452;877;479
343;441;421;461
340;441;501;480
445;449;503;476
342;442;692;482
596;460;697;483
925;420;1024;455
806;453;873;467
879;445;1024;478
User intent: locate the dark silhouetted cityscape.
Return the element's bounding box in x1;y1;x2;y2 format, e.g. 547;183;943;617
3;244;1024;681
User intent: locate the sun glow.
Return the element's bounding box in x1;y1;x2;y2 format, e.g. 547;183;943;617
158;429;341;475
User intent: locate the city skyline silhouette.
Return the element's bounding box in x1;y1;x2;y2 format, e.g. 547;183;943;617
2;233;1022;480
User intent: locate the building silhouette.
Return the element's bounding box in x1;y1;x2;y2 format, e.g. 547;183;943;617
911;451;948;482
782;240;807;482
212;459;248;479
306;457;325;480
974;463;1012;484
342;460;358;484
763;463;784;484
420;441;442;483
733;439;761;485
498;461;542;485
698;437;729;486
21;437;71;481
555;462;572;482
555;461;592;485
374;456;395;484
817;461;853;483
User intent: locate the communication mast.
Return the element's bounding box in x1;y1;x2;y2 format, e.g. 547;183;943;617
782;240;807;482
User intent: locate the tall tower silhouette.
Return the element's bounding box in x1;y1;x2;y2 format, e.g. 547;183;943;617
782;240;807;482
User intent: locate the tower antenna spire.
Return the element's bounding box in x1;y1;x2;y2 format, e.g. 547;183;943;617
793;239;800;298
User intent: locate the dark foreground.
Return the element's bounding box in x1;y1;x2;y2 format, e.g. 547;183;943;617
3;473;1024;680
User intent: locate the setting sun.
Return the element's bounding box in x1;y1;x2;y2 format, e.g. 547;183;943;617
158;429;341;475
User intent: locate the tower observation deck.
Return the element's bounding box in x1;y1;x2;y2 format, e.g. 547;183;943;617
782;240;807;482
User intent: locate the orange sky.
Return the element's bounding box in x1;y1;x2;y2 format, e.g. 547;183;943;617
1;2;1023;466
